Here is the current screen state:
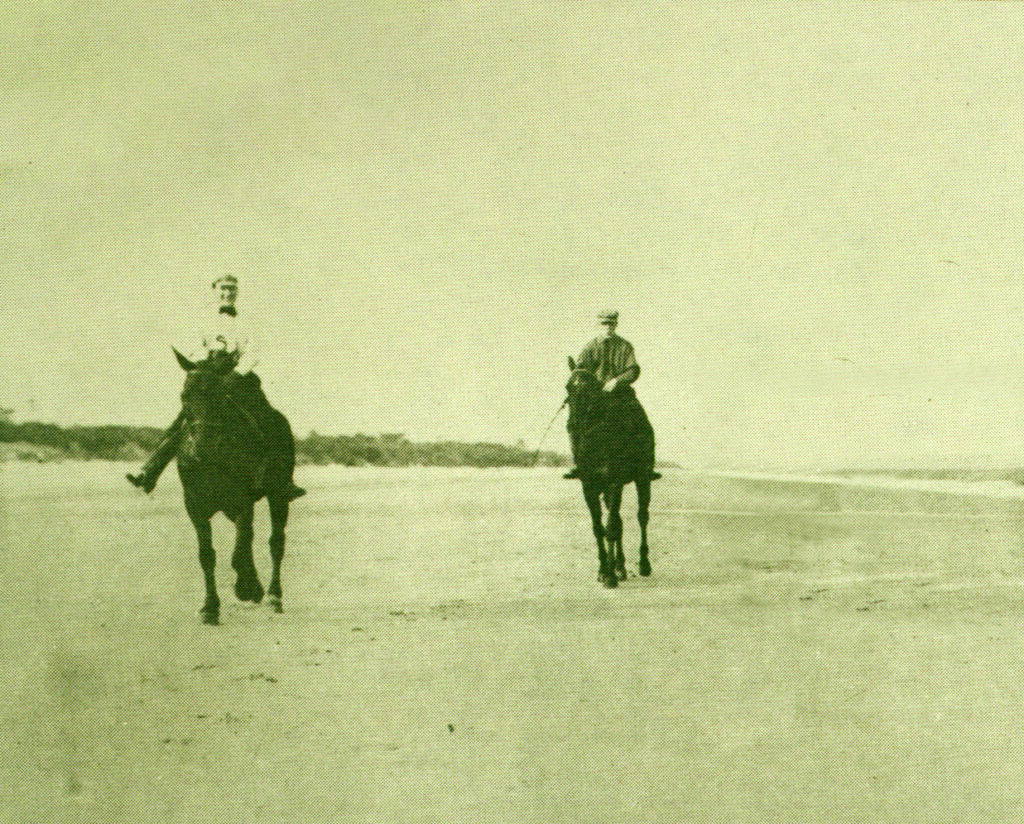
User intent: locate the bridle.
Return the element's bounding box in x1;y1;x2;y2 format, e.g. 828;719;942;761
530;396;569;467
526;369;611;469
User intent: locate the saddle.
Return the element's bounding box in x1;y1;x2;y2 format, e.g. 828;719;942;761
575;391;655;480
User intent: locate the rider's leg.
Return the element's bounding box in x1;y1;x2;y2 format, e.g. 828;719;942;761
639;407;661;481
266;409;305;501
126;411;185;492
224;373;304;502
618;393;661;481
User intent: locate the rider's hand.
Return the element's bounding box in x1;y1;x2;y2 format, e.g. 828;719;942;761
602;378;618;393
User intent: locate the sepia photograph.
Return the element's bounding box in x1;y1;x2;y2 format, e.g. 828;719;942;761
4;2;1024;821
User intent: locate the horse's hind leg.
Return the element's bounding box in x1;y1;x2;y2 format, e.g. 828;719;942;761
192;516;220;625
266;496;288;613
231;503;264;604
636;478;652;577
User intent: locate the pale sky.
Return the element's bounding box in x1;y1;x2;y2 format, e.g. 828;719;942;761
3;2;1024;469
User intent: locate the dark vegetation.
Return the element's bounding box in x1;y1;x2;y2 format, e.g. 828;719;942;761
0;417;566;467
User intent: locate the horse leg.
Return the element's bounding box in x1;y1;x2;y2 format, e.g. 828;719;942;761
192;515;220;625
636;478;652;576
606;485;626;581
266;495;288;613
231;503;264;604
583;481;615;588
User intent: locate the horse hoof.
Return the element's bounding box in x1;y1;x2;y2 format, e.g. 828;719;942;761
602;573;618;589
200;597;220;624
235;577;264;604
269;596;283;614
639;559;652;577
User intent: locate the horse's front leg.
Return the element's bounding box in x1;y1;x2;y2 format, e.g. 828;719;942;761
192;516;220;625
605;485;626;581
636;478;652;577
266;496;288;613
231;503;264;604
584;481;616;588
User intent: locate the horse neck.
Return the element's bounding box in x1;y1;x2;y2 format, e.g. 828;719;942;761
185;376;245;431
568;391;604;428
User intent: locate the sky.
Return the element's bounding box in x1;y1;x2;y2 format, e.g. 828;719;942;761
3;2;1024;470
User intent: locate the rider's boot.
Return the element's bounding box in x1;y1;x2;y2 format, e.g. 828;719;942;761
262;410;305;502
255;453;306;502
262;462;306;501
563;466;583;479
126;468;159;493
647;429;661;480
261;471;306;502
127;413;184;493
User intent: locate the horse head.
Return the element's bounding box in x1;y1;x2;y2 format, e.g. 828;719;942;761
173;348;235;426
565;356;604;426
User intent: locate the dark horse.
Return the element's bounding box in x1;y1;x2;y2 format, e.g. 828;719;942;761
566;358;653;588
173;348;294;624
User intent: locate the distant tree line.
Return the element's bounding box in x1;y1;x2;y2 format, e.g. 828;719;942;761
299;431;564;467
0;419;566;467
0;420;166;461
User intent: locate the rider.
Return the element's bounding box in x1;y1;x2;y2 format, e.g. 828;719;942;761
126;274;306;501
563;309;660;480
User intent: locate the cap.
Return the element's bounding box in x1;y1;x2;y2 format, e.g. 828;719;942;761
597;310;619;324
212;274;238;289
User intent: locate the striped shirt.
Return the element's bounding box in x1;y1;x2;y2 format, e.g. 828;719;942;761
576;334;640;385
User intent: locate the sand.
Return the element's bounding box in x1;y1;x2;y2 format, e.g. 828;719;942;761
4;462;1024;822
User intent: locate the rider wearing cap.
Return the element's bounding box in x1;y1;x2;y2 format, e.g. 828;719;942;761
563;310;660;480
127;275;305;501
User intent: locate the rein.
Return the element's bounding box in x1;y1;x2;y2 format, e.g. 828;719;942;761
530;398;569;468
529;370;607;468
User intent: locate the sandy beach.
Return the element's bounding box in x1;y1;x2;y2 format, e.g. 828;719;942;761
4;462;1024;822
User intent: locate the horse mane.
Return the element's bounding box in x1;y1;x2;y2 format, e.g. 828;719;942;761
566;368;604;418
178;364;263;480
568;367;600;386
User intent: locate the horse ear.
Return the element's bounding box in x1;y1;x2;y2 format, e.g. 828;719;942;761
568;356;576;371
173;347;197;371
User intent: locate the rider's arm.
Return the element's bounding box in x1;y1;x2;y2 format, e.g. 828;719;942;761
223;314;259;374
613;364;640;385
181;327;209;364
604;342;639;391
608;369;639;389
234;334;260;374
